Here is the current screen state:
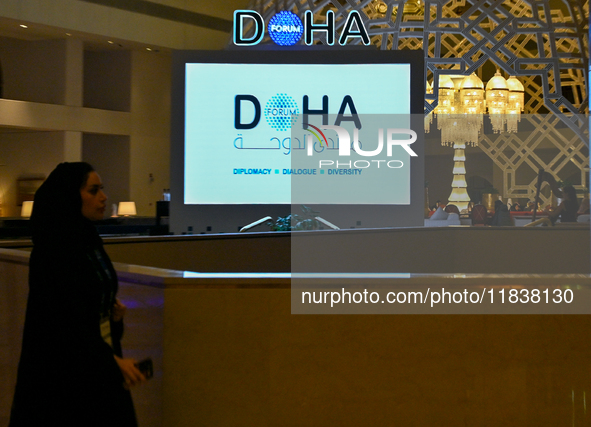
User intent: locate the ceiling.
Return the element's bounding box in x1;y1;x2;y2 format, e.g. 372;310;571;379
0;15;168;52
0;2;244;134
0;0;250;53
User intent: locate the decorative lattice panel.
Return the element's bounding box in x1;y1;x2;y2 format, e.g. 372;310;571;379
246;0;588;114
478;114;588;205
244;0;589;203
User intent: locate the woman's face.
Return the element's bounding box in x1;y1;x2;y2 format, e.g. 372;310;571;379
80;171;107;221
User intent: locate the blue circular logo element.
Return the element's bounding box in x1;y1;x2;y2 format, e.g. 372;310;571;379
264;94;299;131
268;11;303;46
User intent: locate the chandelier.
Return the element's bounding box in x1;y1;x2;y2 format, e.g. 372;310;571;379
426;71;524;211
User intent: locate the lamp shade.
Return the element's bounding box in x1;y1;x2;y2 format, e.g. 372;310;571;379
439;74;455;89
453;149;466;161
453;161;466;174
459;73;484;114
118;201;137;216
435;74;456;115
485;71;508;113
506;76;524;132
506;76;525;111
451;174;467;188
21;201;33;218
449;187;471;201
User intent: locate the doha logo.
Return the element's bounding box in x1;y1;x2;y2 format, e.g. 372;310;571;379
264;94;299;131
235;94;361;132
233;10;370;46
268;11;303;46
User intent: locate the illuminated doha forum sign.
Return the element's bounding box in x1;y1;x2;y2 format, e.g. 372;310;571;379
233;10;370;47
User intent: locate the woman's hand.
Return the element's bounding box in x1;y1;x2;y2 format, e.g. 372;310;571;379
114;355;146;389
112;298;127;322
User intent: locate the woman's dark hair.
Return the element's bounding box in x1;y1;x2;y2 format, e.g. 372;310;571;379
31;162;96;245
563;185;577;202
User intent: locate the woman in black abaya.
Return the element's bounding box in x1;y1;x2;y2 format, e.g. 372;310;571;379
10;162;145;427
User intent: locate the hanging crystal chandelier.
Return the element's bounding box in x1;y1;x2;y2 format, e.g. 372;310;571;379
427;71;524;212
429;71;524;141
434;73;484;211
435;73;484;147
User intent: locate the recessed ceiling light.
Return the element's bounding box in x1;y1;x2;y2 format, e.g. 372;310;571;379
66;33;72;36
20;24;28;28
146;47;152;51
108;40;114;44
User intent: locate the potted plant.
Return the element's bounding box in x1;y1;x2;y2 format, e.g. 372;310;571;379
268;205;322;231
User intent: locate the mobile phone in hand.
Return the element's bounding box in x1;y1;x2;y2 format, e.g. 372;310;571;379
136;358;153;379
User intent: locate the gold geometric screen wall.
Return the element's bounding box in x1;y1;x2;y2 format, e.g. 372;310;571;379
248;0;588;114
247;0;589;204
479;114;588;202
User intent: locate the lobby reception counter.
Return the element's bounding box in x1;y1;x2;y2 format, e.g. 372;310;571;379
1;225;589;274
3;249;591;426
106;225;590;274
126;268;591;426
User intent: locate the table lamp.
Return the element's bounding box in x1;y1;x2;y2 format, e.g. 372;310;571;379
21;201;34;218
118;201;137;216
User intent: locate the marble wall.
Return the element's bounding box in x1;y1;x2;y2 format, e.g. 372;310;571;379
163;285;591;426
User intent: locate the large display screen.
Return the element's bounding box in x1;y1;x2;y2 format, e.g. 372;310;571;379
178;49;423;207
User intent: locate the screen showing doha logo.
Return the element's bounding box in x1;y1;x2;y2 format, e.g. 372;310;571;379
184;63;413;205
184;19;412;205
